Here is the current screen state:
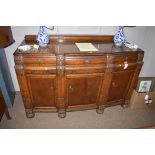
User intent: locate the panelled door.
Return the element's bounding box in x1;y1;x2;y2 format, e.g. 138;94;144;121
66;74;103;107
107;70;135;102
26;74;56;107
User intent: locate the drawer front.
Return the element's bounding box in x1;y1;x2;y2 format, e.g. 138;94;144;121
65;55;107;65
25;69;56;75
23;56;56;64
114;54;138;64
113;54;138;70
14;55;56;65
65;65;106;74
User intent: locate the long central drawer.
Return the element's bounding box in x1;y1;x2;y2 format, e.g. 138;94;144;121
65;55;107;65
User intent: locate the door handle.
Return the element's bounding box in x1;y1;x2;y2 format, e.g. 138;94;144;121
69;85;74;92
50;86;54;90
112;82;116;87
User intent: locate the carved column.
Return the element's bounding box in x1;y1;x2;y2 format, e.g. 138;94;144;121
56;54;66;118
14;55;34;118
96;54;114;114
122;52;144;108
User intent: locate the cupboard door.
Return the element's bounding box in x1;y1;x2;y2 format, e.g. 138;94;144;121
26;75;56;107
108;70;134;102
66;74;103;107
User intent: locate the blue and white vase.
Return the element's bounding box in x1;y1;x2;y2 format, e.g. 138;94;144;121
114;26;125;47
36;26;49;46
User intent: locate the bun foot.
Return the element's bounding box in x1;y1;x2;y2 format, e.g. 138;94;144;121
58;109;66;118
96;106;104;114
25;109;35;118
121;104;129;108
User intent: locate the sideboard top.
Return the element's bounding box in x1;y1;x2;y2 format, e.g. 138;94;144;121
14;35;144;55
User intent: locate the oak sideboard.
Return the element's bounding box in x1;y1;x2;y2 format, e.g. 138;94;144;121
14;35;144;118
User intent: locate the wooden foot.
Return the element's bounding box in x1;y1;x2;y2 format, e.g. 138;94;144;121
5;108;11;120
121;100;130;108
58;109;66;118
96;106;104;114
121;104;129;108
25;109;35;118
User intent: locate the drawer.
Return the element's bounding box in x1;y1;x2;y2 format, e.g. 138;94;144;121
25;69;56;75
23;57;56;64
15;55;56;64
113;54;138;65
113;54;138;70
65;65;106;74
65;55;106;65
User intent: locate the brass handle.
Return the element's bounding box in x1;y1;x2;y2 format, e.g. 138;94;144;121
124;61;128;69
50;86;53;90
69;85;74;92
95;68;100;72
44;70;48;74
85;60;90;64
32;70;36;74
112;82;116;87
71;70;76;74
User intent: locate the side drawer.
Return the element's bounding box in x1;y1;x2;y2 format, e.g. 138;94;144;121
23;65;56;74
113;54;138;70
14;55;56;65
24;69;56;75
23;56;56;64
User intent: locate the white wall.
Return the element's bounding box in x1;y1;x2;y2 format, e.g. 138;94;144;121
5;26;155;91
138;27;155;77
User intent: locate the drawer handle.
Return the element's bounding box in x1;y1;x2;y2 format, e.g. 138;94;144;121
44;70;48;74
95;68;100;72
32;70;36;73
124;61;128;69
85;60;90;64
71;70;76;74
69;85;74;92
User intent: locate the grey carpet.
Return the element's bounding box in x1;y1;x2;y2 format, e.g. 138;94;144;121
0;92;155;129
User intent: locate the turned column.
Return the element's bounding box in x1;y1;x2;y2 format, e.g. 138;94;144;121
122;52;144;108
96;54;114;114
14;55;34;118
56;54;66;118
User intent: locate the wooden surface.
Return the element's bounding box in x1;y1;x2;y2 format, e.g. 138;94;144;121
14;35;144;118
0;26;14;48
25;35;114;44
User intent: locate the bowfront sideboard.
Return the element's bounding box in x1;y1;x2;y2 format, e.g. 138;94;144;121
14;35;144;118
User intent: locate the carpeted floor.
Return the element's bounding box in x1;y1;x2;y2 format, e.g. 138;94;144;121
0;92;155;129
